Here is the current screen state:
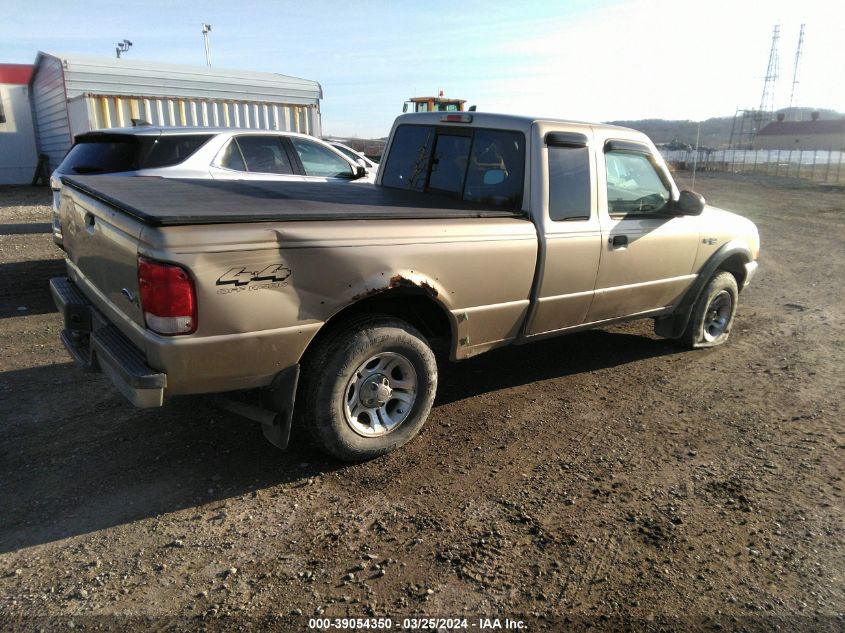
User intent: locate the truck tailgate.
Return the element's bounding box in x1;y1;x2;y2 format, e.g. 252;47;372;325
60;186;146;331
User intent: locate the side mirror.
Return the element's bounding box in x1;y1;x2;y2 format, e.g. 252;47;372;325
402;103;408;113
677;190;705;215
355;158;368;169
354;165;366;179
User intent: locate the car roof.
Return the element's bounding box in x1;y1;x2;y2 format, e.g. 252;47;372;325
78;126;316;139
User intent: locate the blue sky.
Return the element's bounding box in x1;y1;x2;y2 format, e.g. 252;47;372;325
1;0;840;137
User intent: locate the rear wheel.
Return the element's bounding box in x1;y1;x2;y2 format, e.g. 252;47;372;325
680;271;739;348
298;316;437;461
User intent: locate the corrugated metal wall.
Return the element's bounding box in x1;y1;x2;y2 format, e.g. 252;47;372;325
79;95;313;134
30;56;71;171
30;53;324;168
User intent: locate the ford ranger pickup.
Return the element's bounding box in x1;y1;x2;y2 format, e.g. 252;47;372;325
50;112;760;460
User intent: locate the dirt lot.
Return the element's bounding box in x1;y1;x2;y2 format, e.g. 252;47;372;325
0;174;842;632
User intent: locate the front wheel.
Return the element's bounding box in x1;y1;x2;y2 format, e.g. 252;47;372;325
679;271;739;348
298;316;438;461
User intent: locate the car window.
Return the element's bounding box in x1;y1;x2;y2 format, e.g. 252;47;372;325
605;151;670;216
382;125;525;210
235;136;294;175
290;138;353;178
57;137;142;174
218;140;247;171
332;144;372;168
141;135;212;169
548;146;591;221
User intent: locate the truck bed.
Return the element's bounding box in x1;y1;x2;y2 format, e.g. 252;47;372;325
61;176;525;226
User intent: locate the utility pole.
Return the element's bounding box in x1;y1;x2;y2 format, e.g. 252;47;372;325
788;24;806;120
115;39;133;59
202;24;212;67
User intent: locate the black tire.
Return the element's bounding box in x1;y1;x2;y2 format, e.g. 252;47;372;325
298;315;437;461
679;271;739;349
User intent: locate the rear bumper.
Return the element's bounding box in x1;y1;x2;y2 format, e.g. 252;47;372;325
50;277;166;407
743;260;759;289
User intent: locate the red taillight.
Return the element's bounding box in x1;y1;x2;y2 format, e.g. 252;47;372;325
138;257;197;335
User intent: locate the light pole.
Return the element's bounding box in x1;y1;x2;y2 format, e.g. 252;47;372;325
202;24;212;67
116;40;133;59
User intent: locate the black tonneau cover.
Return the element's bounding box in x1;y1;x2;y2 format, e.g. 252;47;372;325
61;176;525;226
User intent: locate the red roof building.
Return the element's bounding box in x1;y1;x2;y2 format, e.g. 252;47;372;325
0;64;34;85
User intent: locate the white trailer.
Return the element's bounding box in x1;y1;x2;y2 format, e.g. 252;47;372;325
30;52;323;172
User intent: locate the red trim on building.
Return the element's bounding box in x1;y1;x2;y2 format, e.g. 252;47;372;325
0;64;34;85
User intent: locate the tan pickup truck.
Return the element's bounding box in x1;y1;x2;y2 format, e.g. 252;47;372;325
50;112;759;460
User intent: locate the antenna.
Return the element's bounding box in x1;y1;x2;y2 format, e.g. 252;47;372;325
202;23;212;67
788;24;805;120
758;24;780;122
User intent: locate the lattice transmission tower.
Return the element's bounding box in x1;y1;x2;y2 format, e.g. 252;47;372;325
788;24;806;120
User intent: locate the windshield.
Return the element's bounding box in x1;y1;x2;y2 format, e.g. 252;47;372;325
56;134;213;175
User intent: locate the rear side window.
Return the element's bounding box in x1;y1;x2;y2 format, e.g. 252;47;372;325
382;125;525;209
235;136;294;174
548;146;591;221
142;135;212;168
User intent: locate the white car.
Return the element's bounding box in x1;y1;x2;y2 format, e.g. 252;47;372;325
50;127;371;246
327;141;379;177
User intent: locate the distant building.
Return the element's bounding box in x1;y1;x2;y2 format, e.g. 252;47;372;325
0;64;38;184
753;112;845;151
29;52;324;175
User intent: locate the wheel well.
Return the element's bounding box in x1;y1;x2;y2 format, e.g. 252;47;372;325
303;290;453;360
717;254;748;288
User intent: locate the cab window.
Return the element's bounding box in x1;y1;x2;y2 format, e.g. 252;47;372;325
605;151;670;216
548;146;591;221
382;124;524;209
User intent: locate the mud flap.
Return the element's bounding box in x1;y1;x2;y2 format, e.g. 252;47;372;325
214;365;300;450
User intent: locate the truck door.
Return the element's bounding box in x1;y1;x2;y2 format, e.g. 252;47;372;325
586;140;699;323
524;131;603;335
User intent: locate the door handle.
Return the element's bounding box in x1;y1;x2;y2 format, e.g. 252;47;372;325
609;234;628;248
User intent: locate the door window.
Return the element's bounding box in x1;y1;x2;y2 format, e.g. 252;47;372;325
605;151;670;216
548;146;591;221
235;136;294;174
289;138;353;178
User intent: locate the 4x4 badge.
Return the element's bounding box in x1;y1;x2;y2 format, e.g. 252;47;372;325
217;264;291;287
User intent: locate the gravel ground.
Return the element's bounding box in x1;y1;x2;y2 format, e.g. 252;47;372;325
0;174;842;632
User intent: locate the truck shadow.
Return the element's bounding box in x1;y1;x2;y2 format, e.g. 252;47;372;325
0;326;678;553
0;258;66;318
